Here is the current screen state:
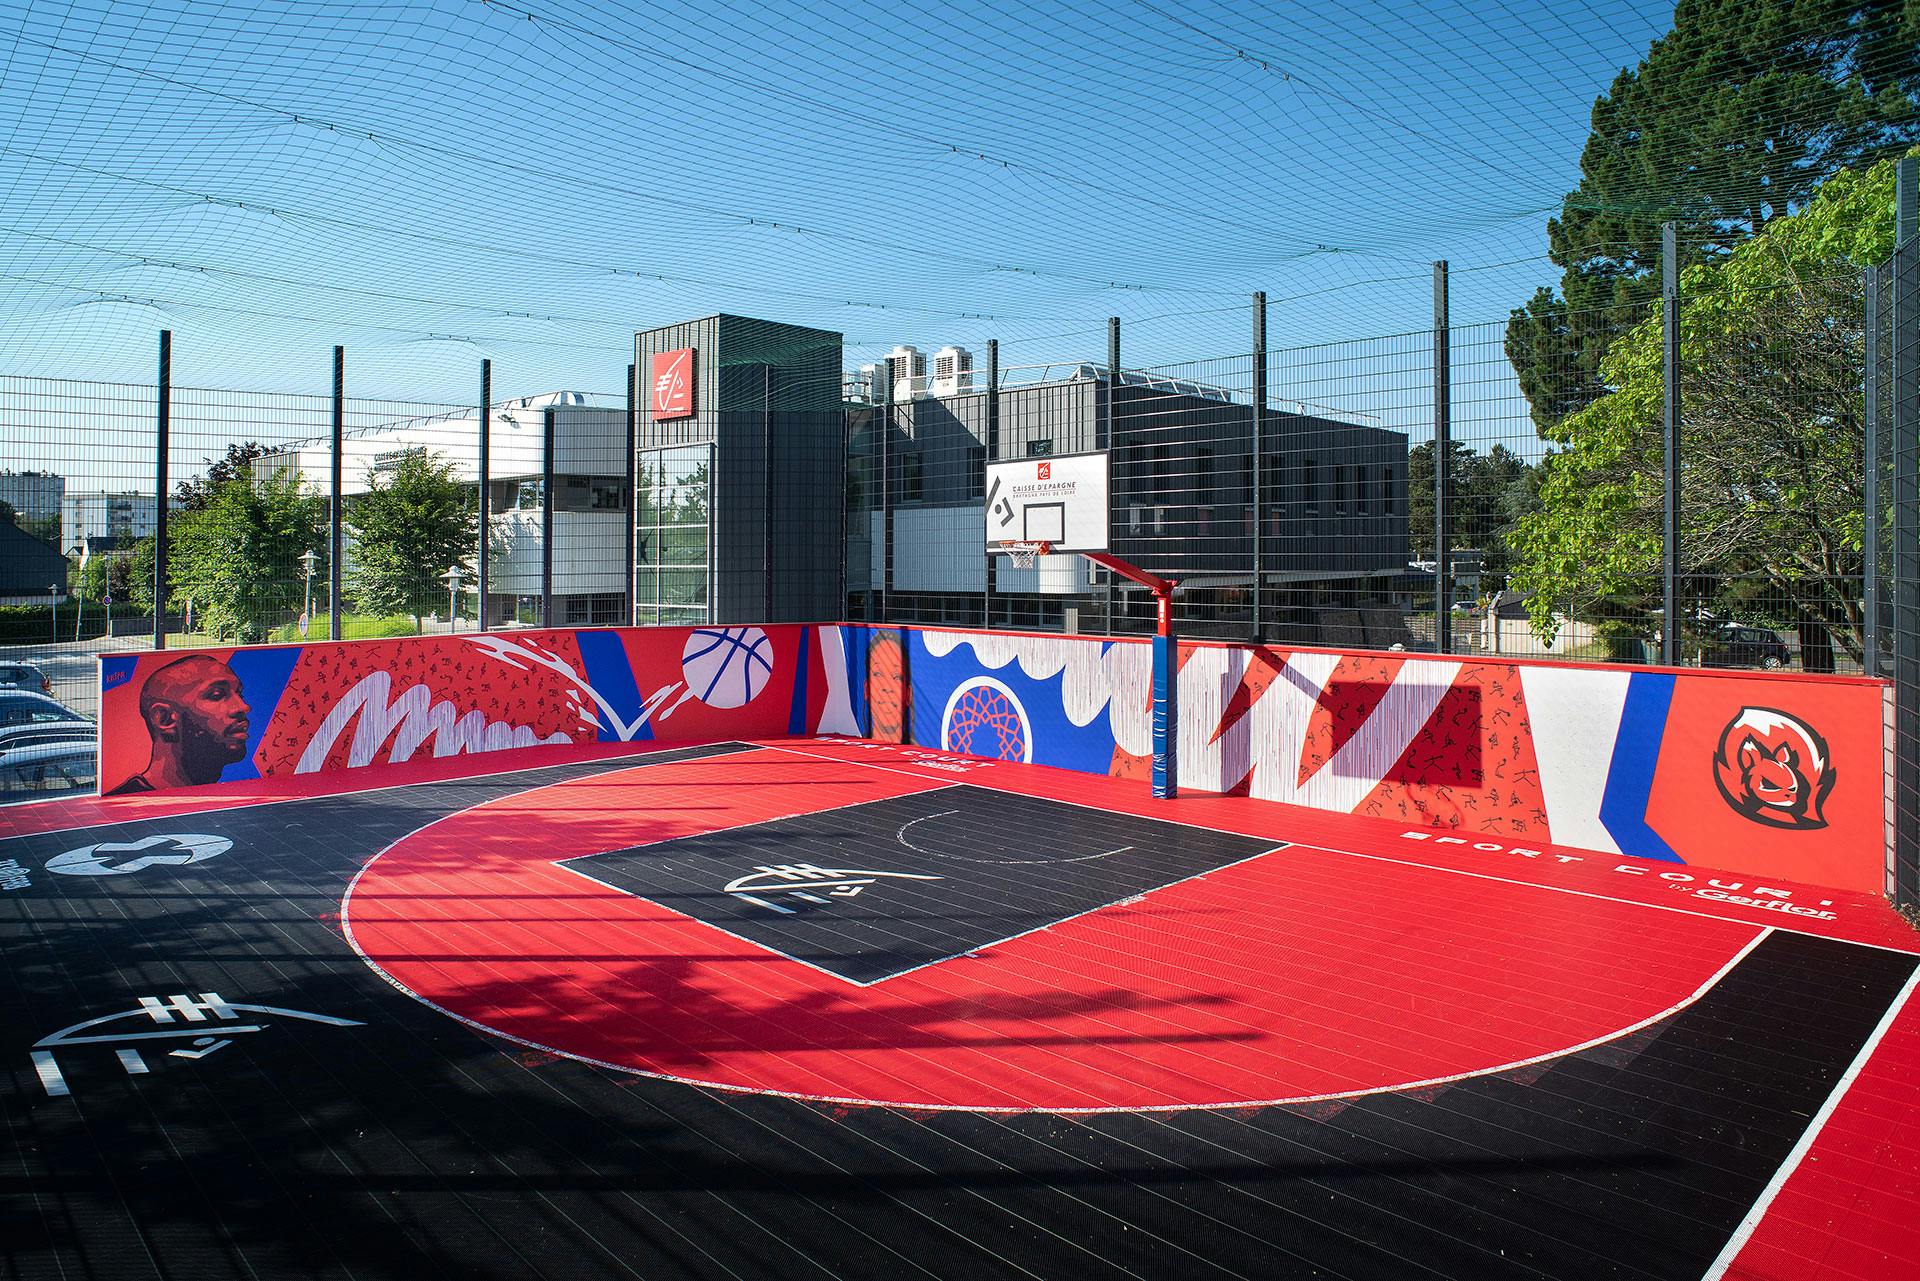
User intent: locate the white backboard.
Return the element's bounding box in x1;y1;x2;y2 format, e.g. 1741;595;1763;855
983;452;1109;552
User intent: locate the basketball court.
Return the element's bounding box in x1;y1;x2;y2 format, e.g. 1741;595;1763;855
5;452;1917;1281
4;732;1918;1281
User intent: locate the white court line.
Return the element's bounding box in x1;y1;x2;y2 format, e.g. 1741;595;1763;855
762;742;1920;959
895;809;1133;866
1700;963;1920;1281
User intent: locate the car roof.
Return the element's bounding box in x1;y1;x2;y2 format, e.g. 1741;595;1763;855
0;689;83;712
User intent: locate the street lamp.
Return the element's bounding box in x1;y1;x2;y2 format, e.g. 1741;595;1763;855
299;548;319;639
443;564;464;633
68;545;87;642
49;583;58;642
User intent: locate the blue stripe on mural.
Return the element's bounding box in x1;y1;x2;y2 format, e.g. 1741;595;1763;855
1599;672;1684;864
844;627;873;738
575;629;652;742
225;645;302;782
788;626;811;735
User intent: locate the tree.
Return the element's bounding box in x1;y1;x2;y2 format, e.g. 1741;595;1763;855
1508;150;1912;670
0;498;15;525
344;449;477;632
1407;440;1539;592
1506;0;1918;433
176;441;272;512
169;468;326;642
75;536;155;611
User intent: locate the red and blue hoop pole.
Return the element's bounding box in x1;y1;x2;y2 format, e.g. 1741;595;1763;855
1085;553;1179;798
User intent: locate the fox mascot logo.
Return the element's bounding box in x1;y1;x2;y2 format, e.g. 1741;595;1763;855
1712;708;1836;831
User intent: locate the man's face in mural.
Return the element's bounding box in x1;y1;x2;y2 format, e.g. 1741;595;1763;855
133;656;252;787
867;633;905;744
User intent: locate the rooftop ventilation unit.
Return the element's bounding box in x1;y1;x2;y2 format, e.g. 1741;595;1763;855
931;346;974;397
887;345;928;401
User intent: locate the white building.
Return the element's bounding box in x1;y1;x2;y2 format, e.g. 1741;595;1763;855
61;492;162;554
0;470;63;527
256;392;630;626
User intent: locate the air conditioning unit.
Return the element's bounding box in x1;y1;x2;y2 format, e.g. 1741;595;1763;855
887;345;928;401
931;346;974;397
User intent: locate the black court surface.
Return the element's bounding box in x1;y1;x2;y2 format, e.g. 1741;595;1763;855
1;739;1917;1281
561;785;1283;984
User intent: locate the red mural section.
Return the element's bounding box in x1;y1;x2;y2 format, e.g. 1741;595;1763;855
1644;673;1885;893
257;632;595;776
97;624;839;797
1357;661;1550;842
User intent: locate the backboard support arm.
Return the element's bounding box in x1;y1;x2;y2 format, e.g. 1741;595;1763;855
1078;550;1179;798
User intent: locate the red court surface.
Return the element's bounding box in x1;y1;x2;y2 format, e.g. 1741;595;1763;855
5;736;1918;1281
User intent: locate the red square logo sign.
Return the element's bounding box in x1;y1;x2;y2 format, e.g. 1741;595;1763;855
651;347;695;419
1037;462;1051;480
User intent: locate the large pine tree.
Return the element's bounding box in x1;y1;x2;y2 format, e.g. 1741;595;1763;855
1506;0;1918;431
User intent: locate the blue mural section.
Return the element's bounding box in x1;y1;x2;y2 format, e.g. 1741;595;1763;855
575;629;654;743
903;632;1119;773
1598;672;1684;863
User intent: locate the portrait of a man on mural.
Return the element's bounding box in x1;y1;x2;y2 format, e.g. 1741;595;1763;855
107;654;253;794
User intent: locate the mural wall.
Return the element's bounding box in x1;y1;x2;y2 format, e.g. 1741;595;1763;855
839;626;1887;895
98;620;1886;893
98;625;861;796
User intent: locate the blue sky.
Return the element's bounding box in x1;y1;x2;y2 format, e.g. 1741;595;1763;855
0;0;1673;455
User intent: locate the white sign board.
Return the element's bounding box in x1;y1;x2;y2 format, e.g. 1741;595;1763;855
983;452;1109;552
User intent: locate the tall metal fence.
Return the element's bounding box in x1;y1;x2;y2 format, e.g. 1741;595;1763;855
0;210;1910;835
0;348;631;739
853;270;1872;674
1871;168;1919;909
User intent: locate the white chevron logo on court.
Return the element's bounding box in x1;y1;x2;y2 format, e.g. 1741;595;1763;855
723;863;941;913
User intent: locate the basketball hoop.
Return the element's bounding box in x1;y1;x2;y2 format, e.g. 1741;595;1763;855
997;539;1052;570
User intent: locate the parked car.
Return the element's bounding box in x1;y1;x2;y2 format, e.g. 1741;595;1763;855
0;662;51;694
0;739;96;802
0;689;88;726
0;720;94;754
1702;624;1793;670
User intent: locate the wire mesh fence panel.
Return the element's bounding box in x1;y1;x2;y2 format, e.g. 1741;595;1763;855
0;376;160;750
1885;230;1919;905
1455;300;1666;663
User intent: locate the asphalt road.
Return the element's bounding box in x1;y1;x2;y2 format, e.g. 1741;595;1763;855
0;634;149;719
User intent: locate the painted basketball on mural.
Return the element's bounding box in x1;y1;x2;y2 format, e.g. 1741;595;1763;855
942;676;1031;762
681;627;775;709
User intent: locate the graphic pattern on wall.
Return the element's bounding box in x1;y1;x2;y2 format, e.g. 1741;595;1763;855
99;625;857;796
862;628;1884;894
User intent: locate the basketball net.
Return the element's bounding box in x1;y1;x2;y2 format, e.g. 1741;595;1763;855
997;539;1052;570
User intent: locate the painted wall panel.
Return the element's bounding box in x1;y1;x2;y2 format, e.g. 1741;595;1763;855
97;619;1889;896
98;624;842;796
857;624;1887;895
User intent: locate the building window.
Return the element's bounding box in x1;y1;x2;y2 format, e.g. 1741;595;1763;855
1027;438;1054;458
1302;457;1319;515
1356;466;1369;515
902;450;924;502
634;444;711;625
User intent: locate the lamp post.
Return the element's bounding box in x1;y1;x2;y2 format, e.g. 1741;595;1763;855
299;548;318;639
68;545;87;641
443;565;464;633
49;583;58;642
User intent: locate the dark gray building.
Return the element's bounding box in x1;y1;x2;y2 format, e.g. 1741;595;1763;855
633;315;844;624
0;519;69;606
847;365;1409;641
